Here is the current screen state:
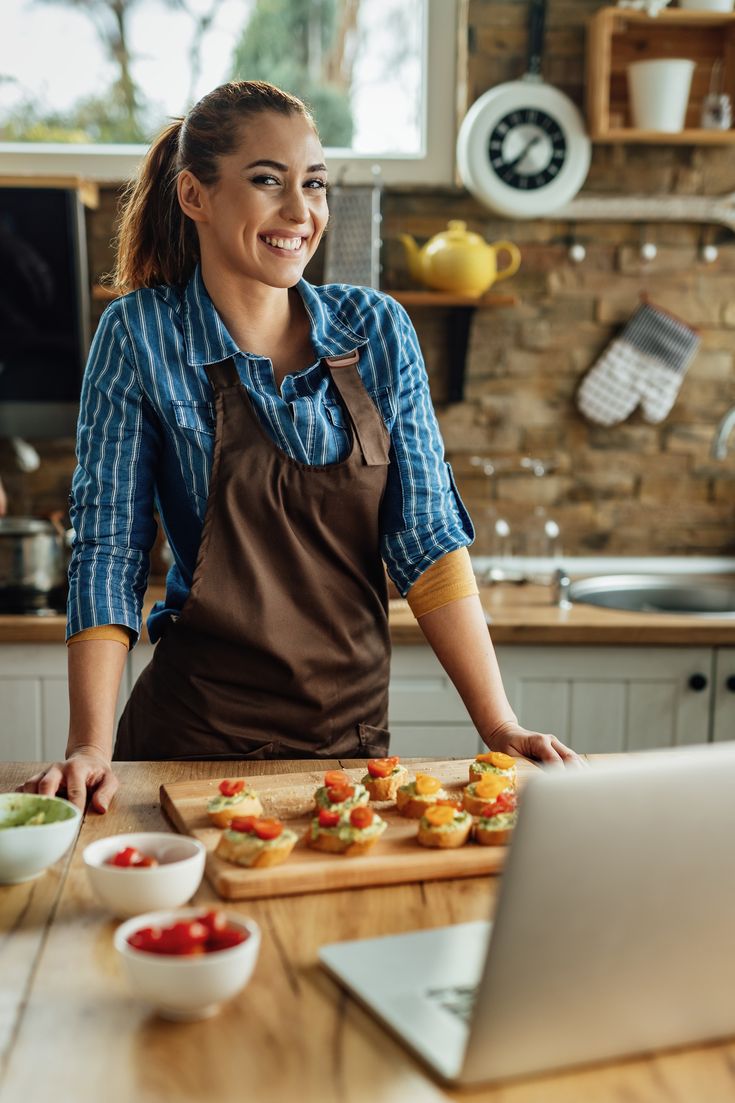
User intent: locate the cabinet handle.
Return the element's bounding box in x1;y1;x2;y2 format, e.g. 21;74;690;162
688;673;708;692
726;675;735;693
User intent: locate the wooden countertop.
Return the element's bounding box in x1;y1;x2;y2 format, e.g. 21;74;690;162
4;583;735;646
1;757;734;1103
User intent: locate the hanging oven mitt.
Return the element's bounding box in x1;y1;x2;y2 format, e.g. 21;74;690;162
577;301;699;426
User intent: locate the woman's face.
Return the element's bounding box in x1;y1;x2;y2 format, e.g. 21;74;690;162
182;110;329;289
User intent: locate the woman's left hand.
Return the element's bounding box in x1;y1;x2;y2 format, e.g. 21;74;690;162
484;719;585;767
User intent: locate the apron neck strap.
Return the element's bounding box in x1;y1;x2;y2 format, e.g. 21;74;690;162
206;358;241;391
324;351;389;467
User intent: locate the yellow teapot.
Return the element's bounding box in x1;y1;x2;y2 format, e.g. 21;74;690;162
398;220;521;297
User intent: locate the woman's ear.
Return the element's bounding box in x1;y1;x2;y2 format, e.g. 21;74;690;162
177;170;209;223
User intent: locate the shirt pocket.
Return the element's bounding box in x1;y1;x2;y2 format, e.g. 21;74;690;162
370;386;396;428
171;399;216;437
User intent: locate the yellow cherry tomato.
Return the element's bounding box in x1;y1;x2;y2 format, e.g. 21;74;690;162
474;775;510;800
476;751;515;771
424;805;456;827
415;773;442;796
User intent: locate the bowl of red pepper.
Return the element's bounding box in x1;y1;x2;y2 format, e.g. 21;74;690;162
113;907;260;1020
83;832;206;918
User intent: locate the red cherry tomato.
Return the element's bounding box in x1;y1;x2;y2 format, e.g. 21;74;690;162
349;806;374;829
229;816;258;834
107;846;158;868
206;927;248;952
253;818;283;840
327;783;355;804
198;910;227;934
157;920;209;956
324;770;349;788
318;808;341;828
367;756;400;778
219;779;245;797
481;790;517;818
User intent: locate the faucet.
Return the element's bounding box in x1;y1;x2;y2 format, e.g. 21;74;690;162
552;567;571;610
712;406;735;459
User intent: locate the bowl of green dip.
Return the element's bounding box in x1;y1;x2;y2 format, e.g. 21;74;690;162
0;793;82;883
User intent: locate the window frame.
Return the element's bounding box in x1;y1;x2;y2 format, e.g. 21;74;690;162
0;0;458;186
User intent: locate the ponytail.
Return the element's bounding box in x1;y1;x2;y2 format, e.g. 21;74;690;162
112;119;193;293
110;82;317;293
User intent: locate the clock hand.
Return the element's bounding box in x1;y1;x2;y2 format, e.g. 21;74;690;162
506;134;543;171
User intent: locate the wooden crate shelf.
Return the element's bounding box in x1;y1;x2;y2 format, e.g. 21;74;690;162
587;7;735;143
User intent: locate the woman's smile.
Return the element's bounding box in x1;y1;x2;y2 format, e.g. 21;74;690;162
258;231;307;256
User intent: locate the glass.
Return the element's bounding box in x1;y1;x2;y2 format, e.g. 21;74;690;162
0;0;424;152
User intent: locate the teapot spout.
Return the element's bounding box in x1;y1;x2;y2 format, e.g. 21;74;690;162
398;233;423;284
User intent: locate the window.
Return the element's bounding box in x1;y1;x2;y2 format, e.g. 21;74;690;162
0;0;457;184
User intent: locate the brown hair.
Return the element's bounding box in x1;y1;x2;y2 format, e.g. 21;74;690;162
112;81;317;293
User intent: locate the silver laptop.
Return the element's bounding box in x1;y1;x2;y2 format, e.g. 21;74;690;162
319;742;735;1086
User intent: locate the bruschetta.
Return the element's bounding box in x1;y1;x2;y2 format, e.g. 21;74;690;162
207;779;263;828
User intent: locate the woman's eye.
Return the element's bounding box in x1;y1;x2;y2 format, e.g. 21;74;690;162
306;179;328;191
251;175;280;185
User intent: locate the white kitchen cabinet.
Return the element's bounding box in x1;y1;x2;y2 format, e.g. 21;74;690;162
495;646;714;753
388;646;481;757
712;647;735;744
0;644;127;762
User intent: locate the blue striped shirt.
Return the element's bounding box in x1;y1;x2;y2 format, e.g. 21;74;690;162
67;265;474;645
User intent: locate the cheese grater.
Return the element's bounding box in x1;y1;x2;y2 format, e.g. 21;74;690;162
322;171;383;288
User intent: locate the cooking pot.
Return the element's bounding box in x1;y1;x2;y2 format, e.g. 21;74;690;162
0;516;72;613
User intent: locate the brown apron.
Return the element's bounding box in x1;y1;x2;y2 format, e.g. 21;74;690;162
114;349;392;761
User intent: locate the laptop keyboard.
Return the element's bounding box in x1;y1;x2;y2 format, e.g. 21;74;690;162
425;983;479;1025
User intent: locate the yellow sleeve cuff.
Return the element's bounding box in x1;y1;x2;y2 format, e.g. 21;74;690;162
67;625;133;649
406;547;479;619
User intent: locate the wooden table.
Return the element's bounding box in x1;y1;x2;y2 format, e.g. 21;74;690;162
2;759;735;1103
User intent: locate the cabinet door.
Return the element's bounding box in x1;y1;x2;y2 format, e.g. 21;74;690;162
713;648;735;743
495;646;713;754
389;646;480;757
0;645;128;763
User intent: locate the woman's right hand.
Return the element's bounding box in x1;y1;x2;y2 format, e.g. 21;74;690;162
20;746;119;813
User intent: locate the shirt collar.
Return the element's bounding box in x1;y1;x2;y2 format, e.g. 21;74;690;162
182;265;368;368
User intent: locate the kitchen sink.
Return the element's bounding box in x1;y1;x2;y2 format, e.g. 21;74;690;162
568;574;735;617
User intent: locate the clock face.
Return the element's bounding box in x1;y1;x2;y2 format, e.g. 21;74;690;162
488;108;567;191
456;80;591;219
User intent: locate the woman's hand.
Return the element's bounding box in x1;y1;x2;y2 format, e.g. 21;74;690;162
20;745;119;812
484;719;585;767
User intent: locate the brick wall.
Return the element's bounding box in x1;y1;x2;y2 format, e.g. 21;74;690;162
8;0;735;558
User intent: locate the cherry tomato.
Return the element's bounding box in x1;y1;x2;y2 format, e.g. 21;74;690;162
107;846;158;868
206;927;248;952
481;790;518;818
318;808;341;828
367;756;399;778
327;783;355;804
198;910;227;934
349;806;374;829
229;816;258;834
324;770;349;788
219;779;245;798
253;818;283;840
435;798;462;810
157;920;209;956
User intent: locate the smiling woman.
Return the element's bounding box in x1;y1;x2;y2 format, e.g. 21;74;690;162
20;77;581;812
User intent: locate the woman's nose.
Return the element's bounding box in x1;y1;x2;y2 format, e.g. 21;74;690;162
280;186;309;223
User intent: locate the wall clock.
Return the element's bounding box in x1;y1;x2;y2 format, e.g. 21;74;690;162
456;0;591;219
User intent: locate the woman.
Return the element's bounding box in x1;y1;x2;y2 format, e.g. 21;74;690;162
23;81;581;812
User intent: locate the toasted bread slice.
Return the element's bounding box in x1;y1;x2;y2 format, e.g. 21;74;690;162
468;764;517;787
363;766;409;802
416;818;472;849
215;828;297;867
207;794;264;829
396;788;450;819
474;823;514;847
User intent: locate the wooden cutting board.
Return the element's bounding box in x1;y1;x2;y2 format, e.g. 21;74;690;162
160;759;537;900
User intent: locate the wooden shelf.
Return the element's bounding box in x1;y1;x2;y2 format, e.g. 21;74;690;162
0;175;99;208
388;289;519;404
586;7;735;143
387;290;518;308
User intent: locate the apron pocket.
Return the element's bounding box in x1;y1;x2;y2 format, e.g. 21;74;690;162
358;723;390;757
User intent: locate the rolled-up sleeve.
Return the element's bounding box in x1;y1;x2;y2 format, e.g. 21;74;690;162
379;300;474;595
66;306;161;644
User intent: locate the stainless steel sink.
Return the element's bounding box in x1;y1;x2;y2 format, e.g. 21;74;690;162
568;574;735;617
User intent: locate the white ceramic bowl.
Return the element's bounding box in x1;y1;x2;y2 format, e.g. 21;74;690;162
114;908;261;1020
83;832;206;918
0;793;82;883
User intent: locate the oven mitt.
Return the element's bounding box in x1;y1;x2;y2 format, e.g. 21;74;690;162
577;301;700;426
